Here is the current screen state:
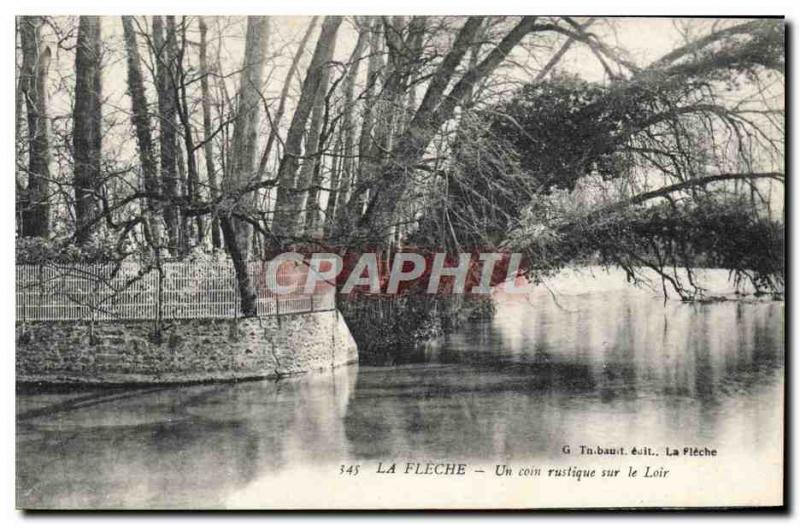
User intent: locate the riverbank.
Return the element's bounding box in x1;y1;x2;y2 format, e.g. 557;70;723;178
16;311;357;385
338;294;494;365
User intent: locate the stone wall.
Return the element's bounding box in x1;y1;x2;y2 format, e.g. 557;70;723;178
16;311;358;385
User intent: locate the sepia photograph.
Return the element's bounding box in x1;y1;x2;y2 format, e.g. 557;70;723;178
12;11;786;510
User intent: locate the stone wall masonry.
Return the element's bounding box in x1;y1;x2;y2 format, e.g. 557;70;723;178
16;311;358;385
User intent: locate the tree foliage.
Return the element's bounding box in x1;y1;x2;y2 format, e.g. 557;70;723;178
413;19;784;296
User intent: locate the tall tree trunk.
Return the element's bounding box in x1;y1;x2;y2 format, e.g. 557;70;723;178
366;17;425;175
121;17;160;201
322;131;345;237
18;16;51;238
72;16;103;245
297;47;336;236
302;128;332;237
257;16;318;180
213;19;234;221
219;215;257;316
153;15;180;254
358;16;538;242
121;16;163;250
272;15;343;241
175;139;190;254
176;16;204;248
340;18;383;231
15;18;25;163
222;15;270;259
198;17;221;250
327;20;369;236
363;17;424;246
220;15;270;316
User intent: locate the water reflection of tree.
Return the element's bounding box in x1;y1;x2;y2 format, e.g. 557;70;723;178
342;293;783;462
17;367;358;508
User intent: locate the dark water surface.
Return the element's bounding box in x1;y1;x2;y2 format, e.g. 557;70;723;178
16;279;784;508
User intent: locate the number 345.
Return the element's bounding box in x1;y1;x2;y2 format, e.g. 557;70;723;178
339;464;360;476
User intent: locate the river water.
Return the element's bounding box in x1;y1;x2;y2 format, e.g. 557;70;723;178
16;269;784;509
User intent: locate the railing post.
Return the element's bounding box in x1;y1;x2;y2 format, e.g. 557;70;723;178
233;263;240;321
20;266;27;329
155;267;162;336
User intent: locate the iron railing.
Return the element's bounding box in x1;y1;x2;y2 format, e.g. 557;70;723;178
15;260;335;322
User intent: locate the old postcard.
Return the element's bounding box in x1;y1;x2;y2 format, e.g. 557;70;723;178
14;14;785;510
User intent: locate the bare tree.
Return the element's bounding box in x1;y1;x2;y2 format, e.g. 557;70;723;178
175;17;203;249
220;15;270;315
198;16;221;250
297;28;340;236
153;16;180;254
356;17;541;242
121;17;159;199
121;16;162;247
257;16;319;179
325;19;369;236
72;16;102;245
18;16;52;238
343;17;384;231
272;15;343;241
